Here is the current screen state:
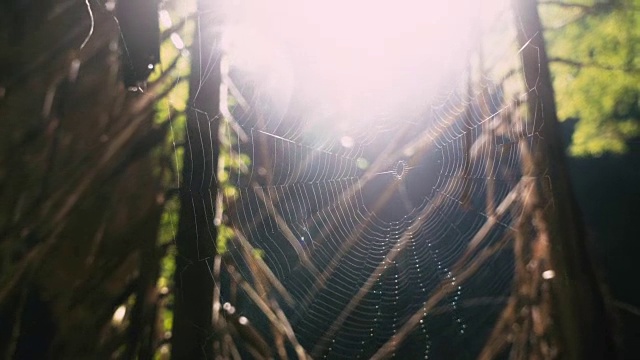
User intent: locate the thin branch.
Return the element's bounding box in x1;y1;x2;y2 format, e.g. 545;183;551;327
160;15;194;42
453;178;523;270
478;296;517;360
548;57;638;73
538;1;591;10
253;187;317;272
225;263;311;359
613;300;640;317
233;229;294;306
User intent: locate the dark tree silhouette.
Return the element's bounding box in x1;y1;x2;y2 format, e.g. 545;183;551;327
171;0;221;358
0;1;178;358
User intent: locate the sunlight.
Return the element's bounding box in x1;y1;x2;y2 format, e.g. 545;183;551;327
221;0;507;123
111;305;127;325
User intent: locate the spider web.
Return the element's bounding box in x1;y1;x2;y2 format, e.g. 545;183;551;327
178;1;544;358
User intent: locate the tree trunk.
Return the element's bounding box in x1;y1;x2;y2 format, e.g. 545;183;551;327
510;0;616;358
171;0;222;358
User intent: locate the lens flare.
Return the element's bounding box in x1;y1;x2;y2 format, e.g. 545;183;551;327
221;0;508;128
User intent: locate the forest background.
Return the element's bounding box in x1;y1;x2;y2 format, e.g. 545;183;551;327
0;0;639;359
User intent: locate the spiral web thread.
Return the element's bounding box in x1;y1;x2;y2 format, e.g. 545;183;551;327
182;2;566;358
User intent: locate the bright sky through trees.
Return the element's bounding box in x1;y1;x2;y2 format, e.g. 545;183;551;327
222;0;509;123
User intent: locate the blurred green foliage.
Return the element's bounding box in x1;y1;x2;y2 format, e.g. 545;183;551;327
542;0;640;156
147;6;195;358
150;3;254;353
217;92;252;254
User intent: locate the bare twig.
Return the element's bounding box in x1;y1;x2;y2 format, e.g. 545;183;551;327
548;57;640;73
613;300;640;318
225;263;310;359
233;229;294;305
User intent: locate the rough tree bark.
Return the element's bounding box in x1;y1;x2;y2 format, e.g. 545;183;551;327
504;0;617;358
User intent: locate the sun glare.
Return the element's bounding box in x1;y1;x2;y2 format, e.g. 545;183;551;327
222;0;507;123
